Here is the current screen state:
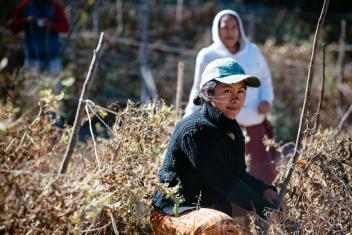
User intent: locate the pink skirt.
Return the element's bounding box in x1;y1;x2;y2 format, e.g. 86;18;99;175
232;119;277;219
245;119;277;185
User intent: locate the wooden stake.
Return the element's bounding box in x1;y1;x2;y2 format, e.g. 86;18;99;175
176;0;183;27
336;20;346;114
59;32;105;174
336;104;352;134
313;43;326;133
116;0;123;36
276;0;330;209
175;61;184;118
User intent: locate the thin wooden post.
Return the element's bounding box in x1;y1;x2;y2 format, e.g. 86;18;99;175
116;0;123;36
92;0;101;33
175;61;184;118
313;43;326;133
59;32;105;174
336;20;346;115
176;0;183;27
336;103;352;134
276;0;330;209
139;0;150;102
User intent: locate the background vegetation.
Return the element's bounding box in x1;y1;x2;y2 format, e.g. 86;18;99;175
0;0;352;234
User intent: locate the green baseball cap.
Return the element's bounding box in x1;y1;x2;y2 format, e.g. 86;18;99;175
200;58;261;88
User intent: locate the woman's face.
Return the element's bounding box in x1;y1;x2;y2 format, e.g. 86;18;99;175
208;81;246;120
219;15;240;52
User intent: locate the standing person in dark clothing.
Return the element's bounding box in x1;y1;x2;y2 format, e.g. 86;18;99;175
151;58;286;234
9;0;69;73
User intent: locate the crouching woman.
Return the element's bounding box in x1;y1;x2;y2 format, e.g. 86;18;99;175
150;58;286;234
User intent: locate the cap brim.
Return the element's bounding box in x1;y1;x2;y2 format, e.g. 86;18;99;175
214;74;261;87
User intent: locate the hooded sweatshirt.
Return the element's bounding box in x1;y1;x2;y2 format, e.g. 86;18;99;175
185;9;274;127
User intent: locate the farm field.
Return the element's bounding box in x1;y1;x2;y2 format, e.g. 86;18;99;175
0;0;351;234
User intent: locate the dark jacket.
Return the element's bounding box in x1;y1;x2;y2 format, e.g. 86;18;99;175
152;102;276;217
9;0;69;60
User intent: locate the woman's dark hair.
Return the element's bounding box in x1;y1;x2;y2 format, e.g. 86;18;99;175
193;80;220;105
193;80;248;105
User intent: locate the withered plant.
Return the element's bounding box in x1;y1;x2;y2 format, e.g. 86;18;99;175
0;93;175;234
250;130;352;234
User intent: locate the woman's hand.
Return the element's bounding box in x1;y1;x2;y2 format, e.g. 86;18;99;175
26;16;37;24
37;18;49;28
263;189;288;213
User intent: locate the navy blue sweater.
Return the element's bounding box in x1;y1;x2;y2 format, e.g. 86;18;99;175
152;102;276;217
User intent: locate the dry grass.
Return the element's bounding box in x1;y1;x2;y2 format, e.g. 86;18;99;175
0;95;175;234
1;41;352;234
249;130;352;234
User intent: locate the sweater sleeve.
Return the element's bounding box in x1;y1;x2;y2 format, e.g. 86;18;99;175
239;169;275;196
47;2;69;33
256;47;274;104
184;50;207;117
181;127;275;217
8;1;30;34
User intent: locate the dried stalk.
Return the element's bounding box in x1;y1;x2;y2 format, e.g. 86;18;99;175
0;169;58;176
337;83;352;102
59;32;105;174
71;33;196;55
336;103;352;134
175;61;184;118
276;0;330;208
116;0;123;36
4;138;15;152
175;0;183;26
85;103;101;168
93;103;119;116
108;142;121;164
336;20;346;113
15;130;27;152
313;43;326;133
109;211;120;235
83;207;106;235
81;223;111;234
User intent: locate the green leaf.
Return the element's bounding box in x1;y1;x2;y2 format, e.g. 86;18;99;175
12;107;21;113
173;202;180;217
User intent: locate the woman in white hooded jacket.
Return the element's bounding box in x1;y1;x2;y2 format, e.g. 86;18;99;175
185;9;276;189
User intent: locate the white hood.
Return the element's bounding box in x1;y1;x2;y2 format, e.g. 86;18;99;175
185;9;274;127
211;9;248;53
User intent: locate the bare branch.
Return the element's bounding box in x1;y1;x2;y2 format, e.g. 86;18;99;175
276;0;330;209
313;43;326;133
336;103;352;134
109;211;120;235
175;61;184;118
58;32;105;174
336;20;346;114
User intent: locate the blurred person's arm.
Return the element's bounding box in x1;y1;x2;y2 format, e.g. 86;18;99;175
9;1;32;34
257;47;274;114
46;2;69;33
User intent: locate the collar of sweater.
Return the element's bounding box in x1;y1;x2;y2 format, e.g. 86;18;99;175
200;102;237;132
